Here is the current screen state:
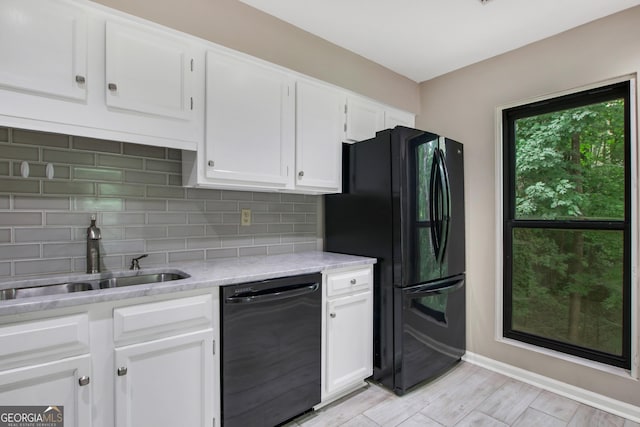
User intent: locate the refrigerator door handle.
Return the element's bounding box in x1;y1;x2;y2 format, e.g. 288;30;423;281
403;275;465;296
437;148;452;262
429;150;440;258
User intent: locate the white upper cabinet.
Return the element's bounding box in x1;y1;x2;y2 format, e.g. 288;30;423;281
345;96;385;143
203;50;294;189
0;0;87;101
105;21;194;120
384;107;415;129
295;79;345;193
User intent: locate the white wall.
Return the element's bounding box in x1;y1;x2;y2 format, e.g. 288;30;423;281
417;6;640;406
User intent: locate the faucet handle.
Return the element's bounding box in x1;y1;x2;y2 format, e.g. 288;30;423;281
130;254;148;270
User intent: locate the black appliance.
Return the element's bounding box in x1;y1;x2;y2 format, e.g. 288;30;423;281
325;126;465;395
220;273;322;427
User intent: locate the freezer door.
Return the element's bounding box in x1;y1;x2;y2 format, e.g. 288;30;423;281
393;275;466;395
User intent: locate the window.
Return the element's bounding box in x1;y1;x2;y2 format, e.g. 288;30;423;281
502;81;631;368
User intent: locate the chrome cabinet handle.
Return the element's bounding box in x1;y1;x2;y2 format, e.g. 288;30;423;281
78;376;90;386
108;83;117;91
350;279;356;285
298;171;304;178
330;313;336;318
117;367;128;376
208;160;214;167
75;75;86;84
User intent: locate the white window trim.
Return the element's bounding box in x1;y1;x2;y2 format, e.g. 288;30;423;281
494;74;639;379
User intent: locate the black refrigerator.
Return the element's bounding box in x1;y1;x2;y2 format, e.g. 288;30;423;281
325;126;465;395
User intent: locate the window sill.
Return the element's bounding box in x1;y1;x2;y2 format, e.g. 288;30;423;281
496;336;636;380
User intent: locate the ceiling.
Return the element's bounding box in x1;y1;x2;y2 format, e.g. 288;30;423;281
237;0;640;83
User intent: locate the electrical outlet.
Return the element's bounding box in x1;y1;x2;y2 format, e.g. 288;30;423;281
241;209;251;226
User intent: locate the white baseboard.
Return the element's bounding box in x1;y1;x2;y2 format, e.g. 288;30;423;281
463;352;640;423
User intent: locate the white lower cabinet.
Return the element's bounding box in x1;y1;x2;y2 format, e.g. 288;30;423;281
0;355;92;427
0;313;92;426
0;291;218;427
322;266;373;404
114;330;214;427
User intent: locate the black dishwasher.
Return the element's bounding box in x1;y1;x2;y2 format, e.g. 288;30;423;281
221;273;322;427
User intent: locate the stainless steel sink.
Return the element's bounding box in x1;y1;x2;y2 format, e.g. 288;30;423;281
0;270;190;301
98;272;187;289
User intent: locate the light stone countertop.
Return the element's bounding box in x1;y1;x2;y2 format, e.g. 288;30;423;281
0;251;376;316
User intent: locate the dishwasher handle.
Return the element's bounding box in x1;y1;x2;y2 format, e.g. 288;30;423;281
225;283;319;305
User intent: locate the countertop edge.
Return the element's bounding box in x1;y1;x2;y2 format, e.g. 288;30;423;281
0;252;376;317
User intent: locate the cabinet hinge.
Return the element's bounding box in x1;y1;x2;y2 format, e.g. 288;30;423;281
190;58;194;72
344;104;348;114
190;97;194;110
213;340;216;355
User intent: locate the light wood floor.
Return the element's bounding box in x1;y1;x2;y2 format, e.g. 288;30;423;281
289;362;639;427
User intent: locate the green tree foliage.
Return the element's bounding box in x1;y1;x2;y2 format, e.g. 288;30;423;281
511;99;625;355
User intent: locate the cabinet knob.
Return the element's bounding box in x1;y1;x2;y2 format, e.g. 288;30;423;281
330;313;336;318
298;171;304;178
117;367;128;376
108;83;118;91
208;160;215;167
75;75;86;84
78;376;90;386
350;279;357;285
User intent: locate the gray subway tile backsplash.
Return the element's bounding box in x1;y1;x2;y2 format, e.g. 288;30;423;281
15;228;72;243
14;195;70;211
13;129;69;148
72;136;122;153
0;178;40;194
0;212;42;226
14;259;72;276
0;262;10;277
0;143;39;161
123;143;166;159
0;229;10;243
0;127;319;278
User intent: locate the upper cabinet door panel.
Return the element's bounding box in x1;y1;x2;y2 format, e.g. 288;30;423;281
0;0;87;101
105;21;193;120
205;51;294;187
384;108;415;129
345;96;384;143
295;80;344;193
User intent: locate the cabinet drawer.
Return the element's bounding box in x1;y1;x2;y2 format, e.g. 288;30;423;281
114;294;213;345
326;267;371;297
0;314;89;371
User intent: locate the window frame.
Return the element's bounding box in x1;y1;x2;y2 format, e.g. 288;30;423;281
501;80;632;369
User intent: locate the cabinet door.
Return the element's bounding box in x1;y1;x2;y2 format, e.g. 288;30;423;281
295;80;345;193
345;96;385;143
114;330;214;427
205;51;294;189
0;355;92;427
0;0;87;101
384;107;415;129
326;291;373;396
105;21;194;120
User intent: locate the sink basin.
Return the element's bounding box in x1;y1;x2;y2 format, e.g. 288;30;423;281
0;270;190;301
0;282;95;300
98;272;188;289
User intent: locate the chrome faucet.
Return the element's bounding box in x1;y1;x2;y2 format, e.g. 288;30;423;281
130;254;148;270
86;215;101;274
